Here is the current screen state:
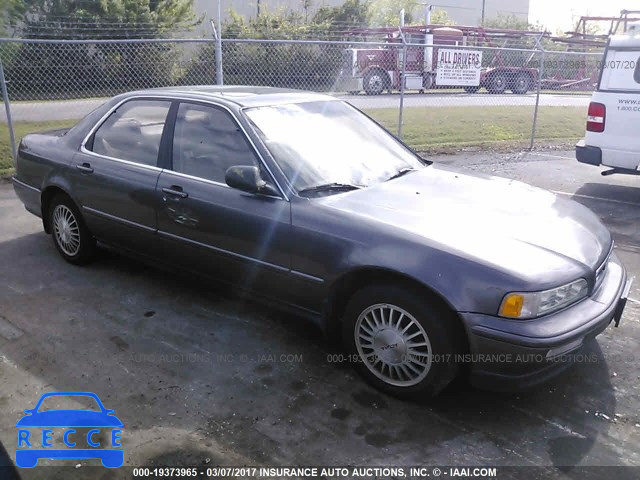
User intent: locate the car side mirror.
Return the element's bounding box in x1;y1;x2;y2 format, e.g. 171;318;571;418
225;165;279;197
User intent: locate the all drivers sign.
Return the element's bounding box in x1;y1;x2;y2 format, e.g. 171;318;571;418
436;49;483;86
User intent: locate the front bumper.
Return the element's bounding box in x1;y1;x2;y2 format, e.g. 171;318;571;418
461;252;630;391
335;75;363;93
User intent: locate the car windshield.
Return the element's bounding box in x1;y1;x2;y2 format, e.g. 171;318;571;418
244;100;426;192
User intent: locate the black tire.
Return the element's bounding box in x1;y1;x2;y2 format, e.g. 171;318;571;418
486;72;508;94
464;86;480;94
48;193;96;265
510;72;531;94
341;284;461;399
363;70;388;96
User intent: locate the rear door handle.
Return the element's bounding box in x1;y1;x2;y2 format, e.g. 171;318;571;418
162;186;188;199
76;163;93;173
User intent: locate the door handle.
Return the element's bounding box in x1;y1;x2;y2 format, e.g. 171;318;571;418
76;163;93;173
162;186;188;198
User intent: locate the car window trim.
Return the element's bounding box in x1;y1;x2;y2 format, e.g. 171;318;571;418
80;94;289;201
167;99;286;200
158;101;179;170
159;168;285;200
82;97;174;169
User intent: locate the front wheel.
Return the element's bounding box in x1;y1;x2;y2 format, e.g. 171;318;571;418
510;73;531;94
342;284;461;399
363;70;388;95
49;194;96;265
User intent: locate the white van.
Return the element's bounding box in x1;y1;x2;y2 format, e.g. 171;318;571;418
576;26;640;175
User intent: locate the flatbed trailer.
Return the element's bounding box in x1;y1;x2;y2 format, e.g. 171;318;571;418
543;10;640;91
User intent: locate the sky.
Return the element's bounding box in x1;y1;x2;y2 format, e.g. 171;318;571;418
529;0;635;34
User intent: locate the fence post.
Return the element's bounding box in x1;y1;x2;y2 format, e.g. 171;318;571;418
529;48;545;150
398;43;407;138
0;56;17;165
210;18;224;85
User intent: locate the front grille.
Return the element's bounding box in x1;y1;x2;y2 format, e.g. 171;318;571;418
594;245;613;292
341;50;355;76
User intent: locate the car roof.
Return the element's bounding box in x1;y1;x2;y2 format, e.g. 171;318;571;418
125;85;337;108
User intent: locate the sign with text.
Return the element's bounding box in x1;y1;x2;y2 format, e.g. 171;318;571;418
436;49;483;86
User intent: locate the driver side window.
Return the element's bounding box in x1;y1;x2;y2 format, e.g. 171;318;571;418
172;103;258;183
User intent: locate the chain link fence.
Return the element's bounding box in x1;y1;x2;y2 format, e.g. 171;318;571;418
0;36;603;172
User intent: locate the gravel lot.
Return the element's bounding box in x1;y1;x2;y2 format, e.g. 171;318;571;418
0;150;638;479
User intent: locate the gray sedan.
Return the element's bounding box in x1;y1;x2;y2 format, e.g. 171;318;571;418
11;86;632;398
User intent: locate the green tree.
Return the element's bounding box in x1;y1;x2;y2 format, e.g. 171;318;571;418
370;0;417;26
0;0;26;35
313;0;371;29
222;1;372;39
10;0;200;39
301;0;313;23
222;7;312;40
219;3;370;91
369;1;453;27
3;1;202;101
483;13;544;32
430;9;454;25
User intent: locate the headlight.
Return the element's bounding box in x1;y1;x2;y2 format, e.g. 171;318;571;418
499;279;588;319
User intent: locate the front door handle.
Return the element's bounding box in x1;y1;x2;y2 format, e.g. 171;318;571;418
162;186;188;199
76;163;94;173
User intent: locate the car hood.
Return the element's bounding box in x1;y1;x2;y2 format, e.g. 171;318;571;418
319;165;611;278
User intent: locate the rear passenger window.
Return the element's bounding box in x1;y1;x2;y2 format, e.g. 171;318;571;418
91;100;171;166
171;103;258;183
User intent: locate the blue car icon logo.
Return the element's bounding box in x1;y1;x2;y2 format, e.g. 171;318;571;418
15;391;123;468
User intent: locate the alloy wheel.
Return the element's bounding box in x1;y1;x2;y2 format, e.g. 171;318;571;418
52;204;81;257
354;303;433;387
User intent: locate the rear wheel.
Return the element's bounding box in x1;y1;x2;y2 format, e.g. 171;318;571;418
49;194;96;265
342;284;461;399
486;72;508;94
363;70;388;95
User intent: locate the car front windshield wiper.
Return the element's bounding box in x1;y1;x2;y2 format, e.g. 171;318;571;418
386;167;418;182
298;182;362;196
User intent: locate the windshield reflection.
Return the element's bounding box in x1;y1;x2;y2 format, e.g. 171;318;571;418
244;101;426;192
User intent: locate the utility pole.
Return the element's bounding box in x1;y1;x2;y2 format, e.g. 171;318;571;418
481;0;486;26
424;4;433;73
257;0;261;17
210;0;223;85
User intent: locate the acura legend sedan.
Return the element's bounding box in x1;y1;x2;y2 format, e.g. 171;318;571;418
12;86;631;398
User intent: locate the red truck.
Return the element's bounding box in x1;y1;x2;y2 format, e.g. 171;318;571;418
337;25;543;95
